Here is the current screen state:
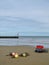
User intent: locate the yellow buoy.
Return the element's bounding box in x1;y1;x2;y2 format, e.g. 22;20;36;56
14;53;19;58
23;53;26;57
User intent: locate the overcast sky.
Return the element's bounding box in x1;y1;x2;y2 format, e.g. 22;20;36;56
0;0;49;36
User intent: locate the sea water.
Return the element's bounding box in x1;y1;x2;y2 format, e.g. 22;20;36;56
0;36;49;48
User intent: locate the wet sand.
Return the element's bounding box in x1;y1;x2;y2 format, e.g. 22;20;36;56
0;45;49;65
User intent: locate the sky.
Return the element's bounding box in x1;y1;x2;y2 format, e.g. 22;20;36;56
0;0;49;36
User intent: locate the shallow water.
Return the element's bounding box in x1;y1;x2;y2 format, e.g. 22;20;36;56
0;36;49;48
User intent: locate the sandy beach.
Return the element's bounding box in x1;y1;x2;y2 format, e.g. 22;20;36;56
0;45;49;65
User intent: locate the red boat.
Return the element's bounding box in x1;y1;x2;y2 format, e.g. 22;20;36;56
36;45;44;49
35;45;48;53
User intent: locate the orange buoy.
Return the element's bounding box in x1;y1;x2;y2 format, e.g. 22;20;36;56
12;52;16;56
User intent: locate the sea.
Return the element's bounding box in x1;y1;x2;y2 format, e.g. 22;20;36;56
0;36;49;48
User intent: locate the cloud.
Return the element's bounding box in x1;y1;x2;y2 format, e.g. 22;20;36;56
0;16;49;32
0;0;49;20
0;0;49;35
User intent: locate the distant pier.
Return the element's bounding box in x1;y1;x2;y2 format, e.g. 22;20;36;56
0;36;19;38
